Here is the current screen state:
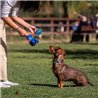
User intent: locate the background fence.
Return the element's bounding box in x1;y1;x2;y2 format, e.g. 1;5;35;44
6;17;98;43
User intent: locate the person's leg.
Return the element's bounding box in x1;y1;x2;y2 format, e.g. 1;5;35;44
0;55;7;81
0;19;8;81
86;35;89;42
0;19;10;88
0;19;18;86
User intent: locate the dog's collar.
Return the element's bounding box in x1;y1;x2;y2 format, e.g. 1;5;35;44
53;59;63;64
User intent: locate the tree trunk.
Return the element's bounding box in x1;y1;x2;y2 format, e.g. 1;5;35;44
63;1;68;17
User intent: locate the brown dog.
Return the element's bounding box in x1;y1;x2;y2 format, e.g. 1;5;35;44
49;46;93;88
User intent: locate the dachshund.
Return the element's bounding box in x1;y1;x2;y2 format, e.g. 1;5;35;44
49;46;93;88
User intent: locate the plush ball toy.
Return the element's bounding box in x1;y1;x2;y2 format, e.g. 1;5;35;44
35;28;42;36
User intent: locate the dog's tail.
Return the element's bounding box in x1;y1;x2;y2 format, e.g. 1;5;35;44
88;81;94;86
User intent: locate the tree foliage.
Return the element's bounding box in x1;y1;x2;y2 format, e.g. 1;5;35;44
20;1;98;18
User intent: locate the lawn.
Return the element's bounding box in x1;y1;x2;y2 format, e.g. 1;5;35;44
1;41;98;98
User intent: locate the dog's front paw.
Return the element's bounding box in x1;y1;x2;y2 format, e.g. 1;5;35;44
58;82;63;89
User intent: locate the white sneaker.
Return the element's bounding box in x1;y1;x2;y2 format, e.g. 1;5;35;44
0;82;10;88
2;81;19;86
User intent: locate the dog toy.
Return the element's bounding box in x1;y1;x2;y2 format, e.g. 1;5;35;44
35;28;42;36
26;34;39;46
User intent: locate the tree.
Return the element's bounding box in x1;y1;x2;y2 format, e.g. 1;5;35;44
62;1;68;17
20;1;98;18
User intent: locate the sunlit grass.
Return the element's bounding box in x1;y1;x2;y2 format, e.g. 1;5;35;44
1;42;98;98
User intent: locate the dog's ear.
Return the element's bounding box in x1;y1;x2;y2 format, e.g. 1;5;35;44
56;48;63;56
56;48;66;56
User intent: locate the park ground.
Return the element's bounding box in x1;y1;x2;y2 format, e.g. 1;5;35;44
1;40;98;98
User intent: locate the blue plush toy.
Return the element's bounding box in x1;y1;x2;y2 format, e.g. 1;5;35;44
35;28;42;36
26;34;39;46
26;28;42;46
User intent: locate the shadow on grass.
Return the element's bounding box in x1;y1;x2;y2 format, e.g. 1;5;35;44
30;83;77;88
9;49;49;54
84;64;98;67
65;49;98;59
9;49;98;59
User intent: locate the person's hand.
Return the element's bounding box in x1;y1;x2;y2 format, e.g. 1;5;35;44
17;27;28;37
28;25;37;35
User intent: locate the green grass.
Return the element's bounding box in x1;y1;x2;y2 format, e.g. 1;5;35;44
1;42;98;98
